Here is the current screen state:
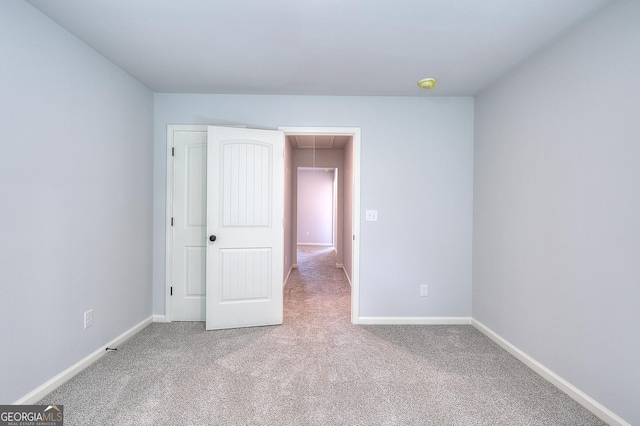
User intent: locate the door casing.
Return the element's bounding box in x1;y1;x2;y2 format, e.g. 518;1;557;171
279;126;361;324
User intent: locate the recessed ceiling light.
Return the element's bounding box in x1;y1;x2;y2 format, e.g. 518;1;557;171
418;78;437;89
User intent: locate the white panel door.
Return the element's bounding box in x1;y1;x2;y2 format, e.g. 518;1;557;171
206;126;284;330
172;130;207;320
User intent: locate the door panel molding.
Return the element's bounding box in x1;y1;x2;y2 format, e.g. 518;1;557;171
165;125;209;322
206;126;284;330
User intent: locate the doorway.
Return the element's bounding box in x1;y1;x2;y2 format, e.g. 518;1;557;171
165;125;361;324
280;127;361;324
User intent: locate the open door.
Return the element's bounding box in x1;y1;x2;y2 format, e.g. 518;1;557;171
206;126;284;330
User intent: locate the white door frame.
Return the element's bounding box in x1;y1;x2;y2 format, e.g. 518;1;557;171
166;125;361;324
279;126;361;324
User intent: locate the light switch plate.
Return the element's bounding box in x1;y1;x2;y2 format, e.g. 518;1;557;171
420;285;429;297
365;210;378;221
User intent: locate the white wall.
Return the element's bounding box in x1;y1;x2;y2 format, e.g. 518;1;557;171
0;1;154;404
297;169;335;245
473;1;640;424
154;95;474;318
292;148;345;266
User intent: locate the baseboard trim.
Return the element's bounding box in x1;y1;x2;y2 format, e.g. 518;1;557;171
342;268;352;288
284;266;293;288
358;316;471;325
471;319;631;426
152;315;167;323
14;316;153;405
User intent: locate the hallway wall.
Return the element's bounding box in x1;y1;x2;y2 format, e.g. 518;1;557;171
297;169;335;245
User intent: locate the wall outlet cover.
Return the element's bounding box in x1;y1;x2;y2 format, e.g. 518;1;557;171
84;309;94;329
365;210;378;221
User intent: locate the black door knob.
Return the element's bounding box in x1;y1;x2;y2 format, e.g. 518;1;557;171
209;235;217;242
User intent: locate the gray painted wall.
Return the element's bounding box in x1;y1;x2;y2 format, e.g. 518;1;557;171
473;1;640;424
153;95;474;318
0;1;154;404
4;1;635;421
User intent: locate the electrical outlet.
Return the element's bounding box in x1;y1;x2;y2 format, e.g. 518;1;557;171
84;309;94;329
420;285;429;297
365;210;378;221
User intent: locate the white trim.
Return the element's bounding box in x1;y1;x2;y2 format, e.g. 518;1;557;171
14;316;152;405
341;267;352;288
283;266;294;288
471;319;631;426
358;316;472;325
350;129;361;324
152;315;167;323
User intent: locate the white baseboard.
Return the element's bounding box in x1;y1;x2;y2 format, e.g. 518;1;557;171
341;268;352;288
283;266;293;287
152;315;167;323
471;319;630;426
14;316;153;405
358;316;471;325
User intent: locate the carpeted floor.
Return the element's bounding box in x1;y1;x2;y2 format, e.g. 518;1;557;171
39;246;605;425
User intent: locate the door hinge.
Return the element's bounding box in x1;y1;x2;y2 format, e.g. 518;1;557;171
172;147;175;157
170;286;173;296
353;235;355;241
171;217;173;226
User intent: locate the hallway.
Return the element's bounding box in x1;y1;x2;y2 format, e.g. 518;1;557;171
285;245;352;326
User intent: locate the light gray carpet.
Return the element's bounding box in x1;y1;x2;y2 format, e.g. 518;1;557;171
40;246;605;425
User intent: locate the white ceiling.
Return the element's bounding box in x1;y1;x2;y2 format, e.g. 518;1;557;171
26;0;609;96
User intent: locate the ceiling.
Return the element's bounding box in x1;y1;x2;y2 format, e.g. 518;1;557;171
287;135;350;150
26;0;609;96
